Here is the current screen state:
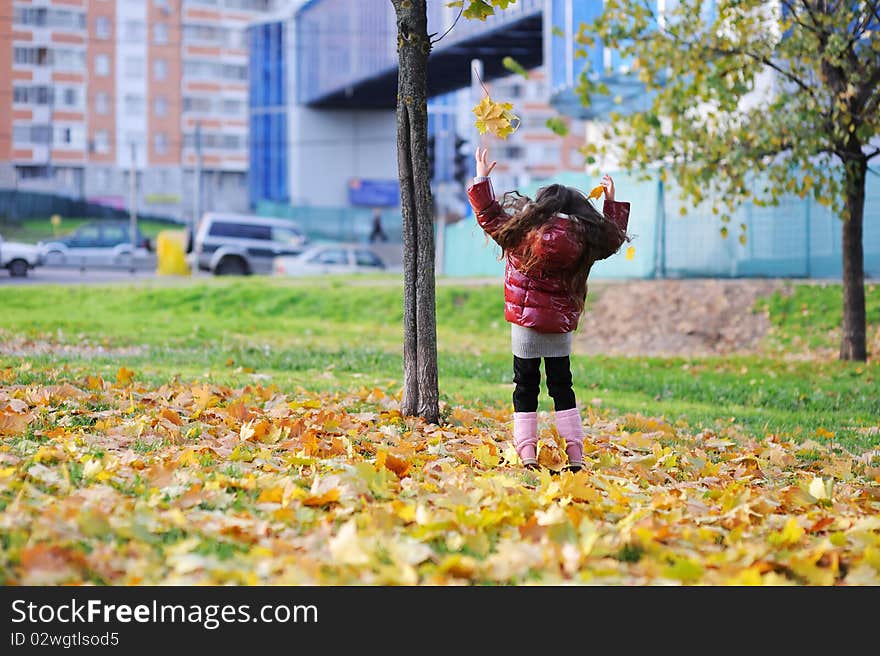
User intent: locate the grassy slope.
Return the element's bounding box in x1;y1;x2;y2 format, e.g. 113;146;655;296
1;278;878;450
757;281;880;352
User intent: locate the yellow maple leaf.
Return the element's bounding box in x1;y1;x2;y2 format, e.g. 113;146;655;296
116;366;135;386
588;185;604;200
302;488;340;507
626;246;636;260
808;476;833;502
771;517;805;546
472;95;520;140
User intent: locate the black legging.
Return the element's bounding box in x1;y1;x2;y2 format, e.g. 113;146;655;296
513;355;576;413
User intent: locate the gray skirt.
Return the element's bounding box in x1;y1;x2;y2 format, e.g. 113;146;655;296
511;323;573;359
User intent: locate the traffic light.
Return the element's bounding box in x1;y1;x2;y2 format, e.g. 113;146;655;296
453;135;469;186
427;134;436;181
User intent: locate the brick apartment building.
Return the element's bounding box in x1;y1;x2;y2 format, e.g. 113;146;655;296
1;0;277;221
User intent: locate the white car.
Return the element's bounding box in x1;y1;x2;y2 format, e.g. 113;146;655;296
273;244;386;277
0;234;42;277
189;212;309;276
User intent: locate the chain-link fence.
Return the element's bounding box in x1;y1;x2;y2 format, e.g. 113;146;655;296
442;168;880;279
255;201;403;244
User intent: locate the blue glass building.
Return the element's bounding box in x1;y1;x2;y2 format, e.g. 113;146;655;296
248;17;288;207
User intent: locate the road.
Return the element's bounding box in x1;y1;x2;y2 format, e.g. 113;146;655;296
0;266;505;288
0;265;168;286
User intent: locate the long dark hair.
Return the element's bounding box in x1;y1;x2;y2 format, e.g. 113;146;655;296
493;184;629;311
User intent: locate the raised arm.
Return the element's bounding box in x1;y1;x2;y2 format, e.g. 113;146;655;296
600;173;630;235
466;147;509;241
589;174;631;261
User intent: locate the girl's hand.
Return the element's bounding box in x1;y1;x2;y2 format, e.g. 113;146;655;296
475;147;497;178
601;174;615;201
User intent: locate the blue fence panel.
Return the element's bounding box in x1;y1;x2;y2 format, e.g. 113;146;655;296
256;201;403;244
442;167;880;280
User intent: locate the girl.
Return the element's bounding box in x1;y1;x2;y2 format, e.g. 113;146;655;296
467;146;630;471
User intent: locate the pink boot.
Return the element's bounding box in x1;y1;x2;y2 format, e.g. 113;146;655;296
513;411;538;469
555;407;585;471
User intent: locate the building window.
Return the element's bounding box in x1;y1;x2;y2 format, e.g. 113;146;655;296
13;86;54;105
56;127;72;145
154;96;168;117
153;58;168;81
224;0;273;10
154;23;169;45
125;94;145;115
13;125;52;145
50;49;86;71
14;47;49;66
125;20;145;41
184;60;247;80
125;56;144;78
154;133;169;155
183;96;211;113
94;131;110;154
96;16;111;39
95;54;110;76
62;88;78;107
222;99;244;115
14;7;87;30
95;92;109;115
95;169;110;189
502;145;525;159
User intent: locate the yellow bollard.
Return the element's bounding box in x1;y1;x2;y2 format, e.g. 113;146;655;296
155;230;191;276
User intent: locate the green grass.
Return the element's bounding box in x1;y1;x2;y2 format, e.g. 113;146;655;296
0;217;179;244
757;281;880;352
1;278;878;452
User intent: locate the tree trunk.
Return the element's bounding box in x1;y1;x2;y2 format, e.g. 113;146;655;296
392;0;439;423
839;157;867;361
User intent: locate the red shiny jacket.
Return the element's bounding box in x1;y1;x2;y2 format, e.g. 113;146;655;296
467;178;630;333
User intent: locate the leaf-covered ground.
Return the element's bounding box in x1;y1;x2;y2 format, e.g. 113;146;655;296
2;369;879;585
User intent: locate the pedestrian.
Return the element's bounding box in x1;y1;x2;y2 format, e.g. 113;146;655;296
467;146;631;471
369;208;388;243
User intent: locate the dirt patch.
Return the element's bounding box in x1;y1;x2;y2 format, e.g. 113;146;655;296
574;279;782;357
0;337;146;360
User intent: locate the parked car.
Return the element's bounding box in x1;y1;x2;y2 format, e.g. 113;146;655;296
189;212;309;276
0;234;43;277
273;243;387;277
38;221;152;267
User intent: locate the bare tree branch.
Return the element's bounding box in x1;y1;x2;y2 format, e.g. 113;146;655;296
430;3;463;45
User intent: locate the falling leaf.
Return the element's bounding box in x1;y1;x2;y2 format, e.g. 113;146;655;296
502;56;529;79
472;95;520;140
545;117;569;136
625;246;635;260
